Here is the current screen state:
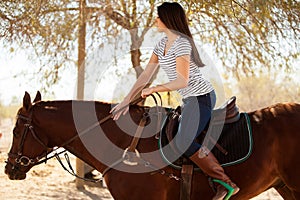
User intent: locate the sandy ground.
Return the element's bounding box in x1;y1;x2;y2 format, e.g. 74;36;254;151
0;118;283;200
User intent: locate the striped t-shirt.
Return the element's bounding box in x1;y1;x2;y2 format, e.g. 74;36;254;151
153;36;214;99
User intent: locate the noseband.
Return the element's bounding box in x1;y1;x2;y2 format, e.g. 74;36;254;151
6;112;51;170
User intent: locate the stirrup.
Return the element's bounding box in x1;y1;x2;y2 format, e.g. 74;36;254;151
212;179;235;200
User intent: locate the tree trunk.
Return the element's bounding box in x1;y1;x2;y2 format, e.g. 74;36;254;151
76;0;86;189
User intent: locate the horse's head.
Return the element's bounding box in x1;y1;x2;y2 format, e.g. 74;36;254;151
5;91;50;180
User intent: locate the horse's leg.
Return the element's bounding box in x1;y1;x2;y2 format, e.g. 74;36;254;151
275;185;295;200
105;171;180;200
291;191;300;200
286;179;300;200
276;150;300;200
275;179;300;199
273;119;300;200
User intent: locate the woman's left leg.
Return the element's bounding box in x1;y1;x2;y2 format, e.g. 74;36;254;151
175;91;240;200
174;92;215;156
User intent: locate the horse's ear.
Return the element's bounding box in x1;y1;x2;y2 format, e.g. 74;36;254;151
33;91;41;103
23;91;32;111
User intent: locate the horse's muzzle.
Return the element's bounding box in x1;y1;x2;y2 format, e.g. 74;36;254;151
4;160;27;180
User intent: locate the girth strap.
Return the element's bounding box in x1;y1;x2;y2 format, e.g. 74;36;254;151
180;164;194;200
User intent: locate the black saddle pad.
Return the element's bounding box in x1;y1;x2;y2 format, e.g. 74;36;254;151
159;113;253;168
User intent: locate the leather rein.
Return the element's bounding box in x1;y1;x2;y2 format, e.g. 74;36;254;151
7;94;180;182
7;96;144;170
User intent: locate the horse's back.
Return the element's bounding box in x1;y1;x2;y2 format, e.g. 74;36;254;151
249;102;300;128
249;102;300;145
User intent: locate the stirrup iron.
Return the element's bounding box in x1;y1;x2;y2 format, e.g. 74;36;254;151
212;179;235;200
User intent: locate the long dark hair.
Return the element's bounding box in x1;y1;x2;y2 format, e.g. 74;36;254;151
157;2;205;67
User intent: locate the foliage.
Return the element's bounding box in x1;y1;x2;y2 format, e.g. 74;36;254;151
0;0;299;96
186;0;300;78
0;103;19;119
226;71;300;111
0;0;157;85
0;0;78;87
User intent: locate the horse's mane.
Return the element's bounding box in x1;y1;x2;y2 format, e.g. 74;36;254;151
32;100;154;115
34;100;113;106
249;102;300;122
32;100;113;109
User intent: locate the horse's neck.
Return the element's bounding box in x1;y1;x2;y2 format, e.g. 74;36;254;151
34;101;165;173
40;101;114;172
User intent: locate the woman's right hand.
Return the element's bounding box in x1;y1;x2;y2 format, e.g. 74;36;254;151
110;99;130;120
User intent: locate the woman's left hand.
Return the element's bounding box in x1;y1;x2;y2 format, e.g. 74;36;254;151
141;87;154;98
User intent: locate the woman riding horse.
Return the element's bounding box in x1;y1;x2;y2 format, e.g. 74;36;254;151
110;2;239;199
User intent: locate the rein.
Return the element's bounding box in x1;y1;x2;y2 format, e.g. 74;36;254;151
59;95;147;147
57;93;180;182
8;93;180;182
100;94;180;181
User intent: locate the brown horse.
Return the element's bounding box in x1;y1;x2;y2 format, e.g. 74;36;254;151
4;91;300;199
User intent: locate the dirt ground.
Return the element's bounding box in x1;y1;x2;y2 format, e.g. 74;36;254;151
0;118;283;200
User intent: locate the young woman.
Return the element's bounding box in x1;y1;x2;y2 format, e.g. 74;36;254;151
110;2;239;199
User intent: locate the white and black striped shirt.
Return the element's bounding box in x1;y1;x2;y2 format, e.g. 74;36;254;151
153;36;214;99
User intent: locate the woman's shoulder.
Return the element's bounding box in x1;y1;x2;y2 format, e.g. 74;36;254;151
173;36;192;52
177;36;191;45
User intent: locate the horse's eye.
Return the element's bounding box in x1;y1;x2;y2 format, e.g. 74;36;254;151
13;127;19;137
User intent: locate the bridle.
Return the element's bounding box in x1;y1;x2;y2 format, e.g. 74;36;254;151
6;111;52;171
6;94;181;181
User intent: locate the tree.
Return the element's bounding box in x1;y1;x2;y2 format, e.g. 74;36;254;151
188;0;299;78
0;0;156;87
0;0;299;94
0;0;78;87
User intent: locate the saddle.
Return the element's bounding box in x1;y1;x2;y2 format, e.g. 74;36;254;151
163;96;240;145
159;97;252;200
160;96;252;167
211;96;240;124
